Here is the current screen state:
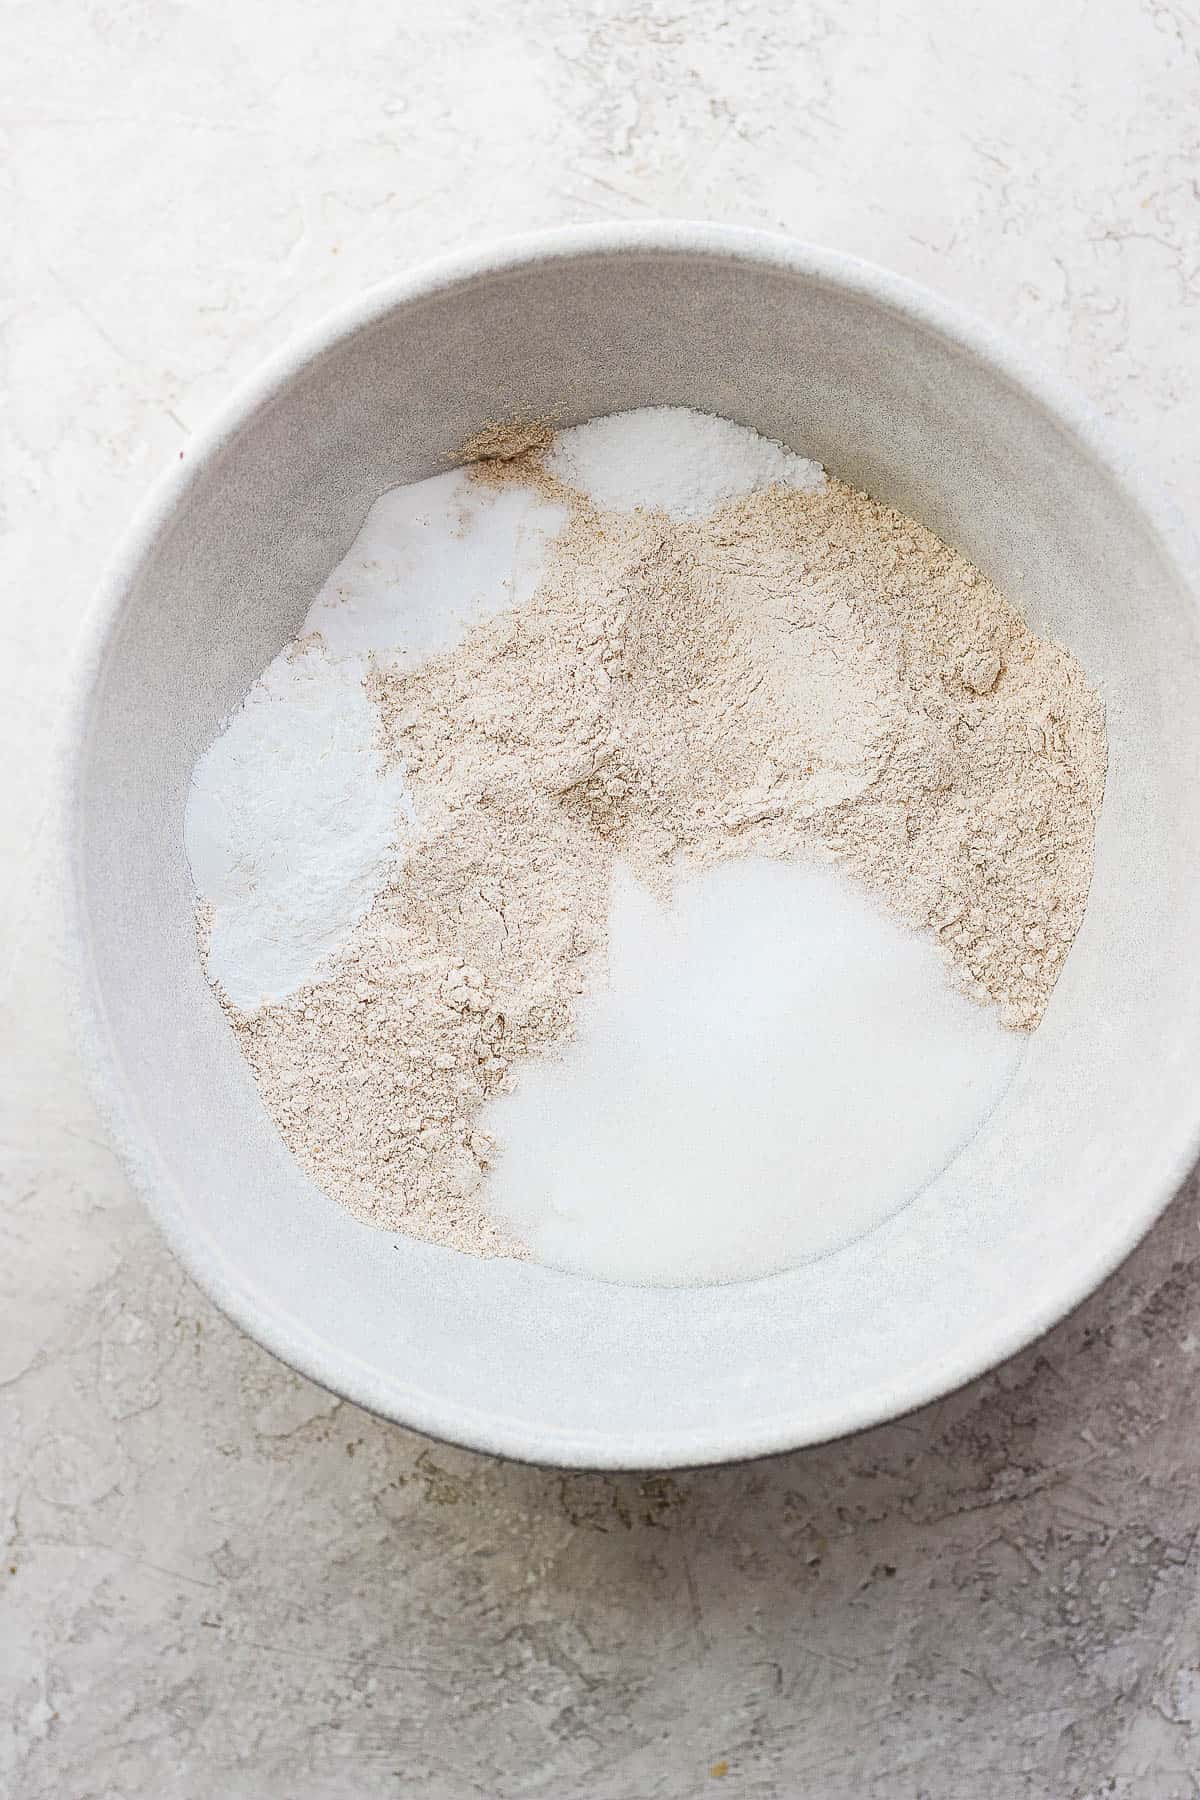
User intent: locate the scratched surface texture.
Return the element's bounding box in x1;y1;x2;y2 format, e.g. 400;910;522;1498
4;2;1200;1795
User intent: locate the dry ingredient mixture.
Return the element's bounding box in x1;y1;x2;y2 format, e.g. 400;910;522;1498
191;409;1106;1263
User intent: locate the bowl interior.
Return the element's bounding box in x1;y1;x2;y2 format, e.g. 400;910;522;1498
71;234;1200;1466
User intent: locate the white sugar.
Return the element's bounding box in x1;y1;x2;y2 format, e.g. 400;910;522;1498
548;405;825;519
481;858;1023;1285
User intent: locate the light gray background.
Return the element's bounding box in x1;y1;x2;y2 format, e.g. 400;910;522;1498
4;3;1200;1796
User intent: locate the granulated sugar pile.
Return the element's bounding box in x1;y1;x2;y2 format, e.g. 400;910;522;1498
186;407;1106;1283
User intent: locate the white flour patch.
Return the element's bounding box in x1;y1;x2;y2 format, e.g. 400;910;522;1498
302;469;567;667
186;643;410;1010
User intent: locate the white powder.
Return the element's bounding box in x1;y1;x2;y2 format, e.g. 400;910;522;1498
547;405;825;519
185;642;410;1010
300;467;566;667
481;858;1023;1285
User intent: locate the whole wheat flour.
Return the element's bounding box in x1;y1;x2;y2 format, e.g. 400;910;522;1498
216;425;1106;1257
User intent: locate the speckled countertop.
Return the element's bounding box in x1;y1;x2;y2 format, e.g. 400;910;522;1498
4;3;1200;1796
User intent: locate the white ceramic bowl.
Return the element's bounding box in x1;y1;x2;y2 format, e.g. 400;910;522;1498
67;224;1200;1468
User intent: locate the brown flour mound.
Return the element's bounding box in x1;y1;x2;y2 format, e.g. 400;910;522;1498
222;448;1106;1254
460;415;556;464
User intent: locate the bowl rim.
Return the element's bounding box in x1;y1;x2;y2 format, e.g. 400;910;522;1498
63;220;1200;1469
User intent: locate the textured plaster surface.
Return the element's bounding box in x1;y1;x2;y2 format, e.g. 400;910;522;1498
4;2;1200;1795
